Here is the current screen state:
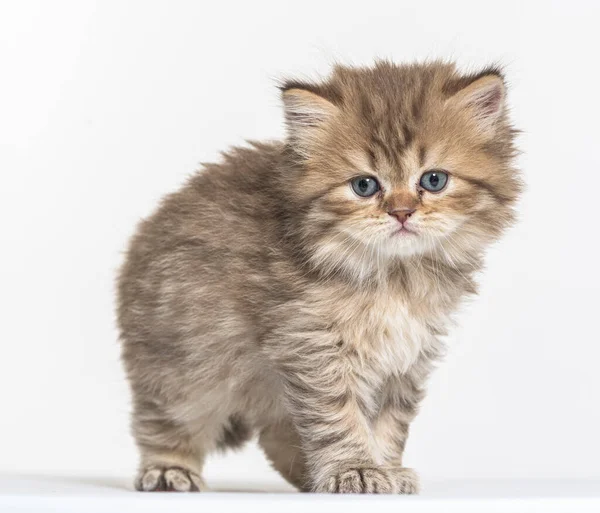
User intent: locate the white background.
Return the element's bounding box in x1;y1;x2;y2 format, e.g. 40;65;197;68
1;0;599;487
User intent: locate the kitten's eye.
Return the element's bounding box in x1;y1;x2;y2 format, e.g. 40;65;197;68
419;170;449;192
351;176;380;197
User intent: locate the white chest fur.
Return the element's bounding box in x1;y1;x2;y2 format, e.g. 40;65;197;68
326;289;442;421
333;289;439;380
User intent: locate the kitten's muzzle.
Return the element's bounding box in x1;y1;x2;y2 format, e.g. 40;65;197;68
388;207;416;225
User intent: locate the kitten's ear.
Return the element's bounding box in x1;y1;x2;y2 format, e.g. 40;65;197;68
281;85;338;156
446;72;506;137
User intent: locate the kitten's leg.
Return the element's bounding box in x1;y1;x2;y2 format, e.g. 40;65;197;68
269;329;407;493
132;401;207;492
258;420;309;491
372;406;420;494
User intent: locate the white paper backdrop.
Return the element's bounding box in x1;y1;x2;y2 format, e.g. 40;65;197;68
1;0;598;484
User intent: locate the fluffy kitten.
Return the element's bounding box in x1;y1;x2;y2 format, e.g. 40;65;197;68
117;61;521;493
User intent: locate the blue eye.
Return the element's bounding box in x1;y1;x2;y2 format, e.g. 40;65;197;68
351;176;380;197
419;170;448;192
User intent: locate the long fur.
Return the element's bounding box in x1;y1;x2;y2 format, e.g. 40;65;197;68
117;60;522;493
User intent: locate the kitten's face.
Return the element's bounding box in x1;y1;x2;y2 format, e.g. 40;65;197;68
283;63;521;277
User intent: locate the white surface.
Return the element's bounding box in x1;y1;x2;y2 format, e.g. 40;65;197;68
1;0;600;486
1;477;599;513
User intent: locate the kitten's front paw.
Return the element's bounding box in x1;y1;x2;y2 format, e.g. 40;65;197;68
314;467;420;494
315;467;393;493
135;466;204;492
390;467;420;494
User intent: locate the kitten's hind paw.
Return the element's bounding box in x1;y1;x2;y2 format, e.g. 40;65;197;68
135;466;205;492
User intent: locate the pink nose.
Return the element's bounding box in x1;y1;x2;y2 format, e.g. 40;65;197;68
388;208;416;224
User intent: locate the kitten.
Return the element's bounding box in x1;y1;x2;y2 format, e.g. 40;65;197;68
117;61;521;493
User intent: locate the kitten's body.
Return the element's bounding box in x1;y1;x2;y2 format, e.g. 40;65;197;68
118;61;520;493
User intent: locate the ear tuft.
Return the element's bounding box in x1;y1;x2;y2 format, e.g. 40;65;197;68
447;73;506;136
281;85;338;156
282;88;336;128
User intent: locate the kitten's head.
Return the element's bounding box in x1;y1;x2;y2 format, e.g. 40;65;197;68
281;61;521;280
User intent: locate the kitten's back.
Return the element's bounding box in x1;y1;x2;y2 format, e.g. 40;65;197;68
117;141;286;398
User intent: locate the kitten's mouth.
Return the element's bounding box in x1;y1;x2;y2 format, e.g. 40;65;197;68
394;226;417;237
